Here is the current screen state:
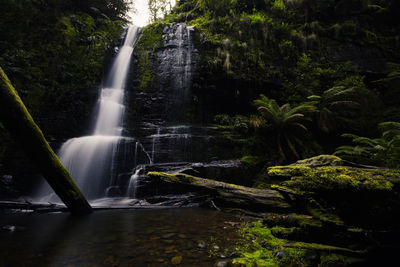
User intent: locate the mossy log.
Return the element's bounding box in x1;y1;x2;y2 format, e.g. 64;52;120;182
147;172;292;211
0;67;92;214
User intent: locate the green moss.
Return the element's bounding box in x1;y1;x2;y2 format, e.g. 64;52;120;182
233;220;361;266
285;242;362;254
294;155;343;167
241;155;260;164
136;23;164;51
135;23;164;91
147;171;196;184
275;166;395;193
233;220;284;266
320;253;347;266
268;165;312;178
270;226;298;237
307;207;345;226
138;54;154;91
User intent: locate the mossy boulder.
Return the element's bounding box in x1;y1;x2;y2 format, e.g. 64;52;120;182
233;220;365;267
293;155;343;167
266;155;343;180
266;155;400;226
267;155;397;194
282;167;395;193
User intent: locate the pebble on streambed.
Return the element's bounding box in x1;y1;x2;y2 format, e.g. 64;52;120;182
171;255;183;265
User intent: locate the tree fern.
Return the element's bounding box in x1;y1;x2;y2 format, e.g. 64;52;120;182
306;85;363;133
254;94;314;162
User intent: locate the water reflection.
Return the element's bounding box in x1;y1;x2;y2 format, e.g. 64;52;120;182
0;208;242;266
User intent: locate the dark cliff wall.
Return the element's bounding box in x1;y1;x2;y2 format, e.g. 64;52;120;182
125;0;400;168
125;23;199;131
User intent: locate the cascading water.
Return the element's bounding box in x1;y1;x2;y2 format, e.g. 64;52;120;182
39;26;143;201
175;24;193;101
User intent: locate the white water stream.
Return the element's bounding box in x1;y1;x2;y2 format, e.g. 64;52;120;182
39;26;140;200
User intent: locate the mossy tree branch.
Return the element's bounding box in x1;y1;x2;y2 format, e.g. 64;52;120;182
0;66;92;214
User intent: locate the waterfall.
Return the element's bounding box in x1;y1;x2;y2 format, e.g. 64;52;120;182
39;26;141;201
94;26;139;135
127;165;144;198
184;26;194;91
174;24;193;99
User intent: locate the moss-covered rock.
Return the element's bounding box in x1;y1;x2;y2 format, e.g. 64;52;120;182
293;155;343;167
267;155;397;193
134;23;165;91
265;155;400;227
233;220;364;267
282;166;394;193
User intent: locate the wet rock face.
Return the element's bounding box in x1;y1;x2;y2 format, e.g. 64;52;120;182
0;175;18;198
158;23;197;96
117;24;244;198
128;23;199;127
124;24;237;164
157;23;197;123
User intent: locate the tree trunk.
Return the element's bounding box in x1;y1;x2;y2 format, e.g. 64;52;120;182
147;172;292;212
0;67;92;214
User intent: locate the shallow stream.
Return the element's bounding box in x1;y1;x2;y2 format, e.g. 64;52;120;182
0;208;244;266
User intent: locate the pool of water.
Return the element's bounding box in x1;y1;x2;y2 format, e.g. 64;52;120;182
0;208;244;266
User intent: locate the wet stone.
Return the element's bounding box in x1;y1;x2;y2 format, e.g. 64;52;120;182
165;245;175;251
1;225;16;232
162;233;177;239
197;240;207;250
186;241;195;249
215;260;229;267
305;250;320;264
276;250;287;259
171;255;183;265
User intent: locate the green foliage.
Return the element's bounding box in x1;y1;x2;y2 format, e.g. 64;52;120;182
306;83;365;133
213;114;251;133
247;12;271;24
74;0;133;20
283;54;337;102
199;0;234;17
135;23;164;91
335;122;400;168
272;0;286;10
148;0;173;23
254;94;315;161
0;0;126;137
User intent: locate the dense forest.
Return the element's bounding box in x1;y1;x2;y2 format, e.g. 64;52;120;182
1;0;400;266
167;0;400;166
130;0;400;178
0;0;130;195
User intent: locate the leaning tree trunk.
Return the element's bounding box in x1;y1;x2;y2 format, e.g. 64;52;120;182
0;67;92;214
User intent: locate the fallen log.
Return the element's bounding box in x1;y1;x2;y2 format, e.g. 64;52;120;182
147;172;292;212
0;67;92;214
